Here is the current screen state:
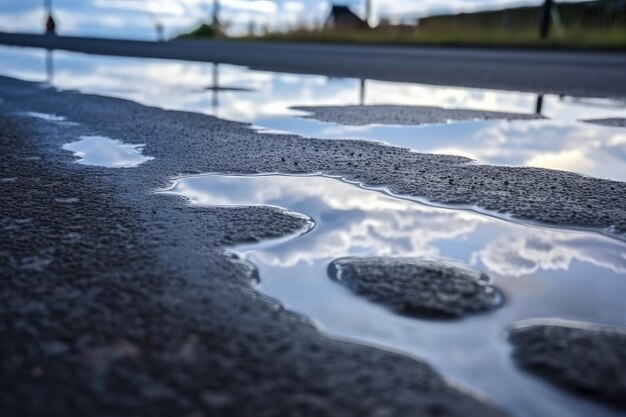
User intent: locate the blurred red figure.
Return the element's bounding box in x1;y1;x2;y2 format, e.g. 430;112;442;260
45;15;56;35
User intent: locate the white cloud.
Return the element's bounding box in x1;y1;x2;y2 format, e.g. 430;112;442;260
471;228;626;277
0;0;591;39
283;1;305;13
93;0;188;16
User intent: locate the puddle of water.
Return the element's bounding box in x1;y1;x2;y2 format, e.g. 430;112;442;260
509;317;626;335
22;111;67;122
160;174;626;417
54;197;79;203
19;110;80;126
1;44;623;414
62;135;153;168
255;117;626;181
1;46;625;180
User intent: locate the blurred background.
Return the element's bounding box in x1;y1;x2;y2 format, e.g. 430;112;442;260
1;0;625;47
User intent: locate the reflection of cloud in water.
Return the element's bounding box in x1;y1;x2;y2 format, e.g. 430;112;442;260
170;175;486;267
1;46;625;180
3;46;625;123
365;80;626;121
162;174;626;417
63;135;153;168
165;175;626;275
255;208;482;268
472;230;626;277
404;120;626;180
268;118;626;181
525;149;594;173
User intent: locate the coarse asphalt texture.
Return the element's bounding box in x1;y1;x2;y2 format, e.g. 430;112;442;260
509;322;626;409
292;105;542;126
1;76;507;417
1;70;625;417
329;257;503;318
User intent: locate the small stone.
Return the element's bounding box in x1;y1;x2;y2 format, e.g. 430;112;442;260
292;105;542;126
177;334;203;362
329;257;503;318
509;320;626;408
31;366;44;377
201;391;233;408
83;338;140;367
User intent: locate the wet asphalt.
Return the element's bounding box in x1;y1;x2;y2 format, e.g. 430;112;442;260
1;67;625;417
293;105;542;126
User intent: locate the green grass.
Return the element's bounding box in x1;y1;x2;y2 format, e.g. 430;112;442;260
226;27;626;50
175;23;224;40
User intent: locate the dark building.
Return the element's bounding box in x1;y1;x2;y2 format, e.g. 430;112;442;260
326;5;369;30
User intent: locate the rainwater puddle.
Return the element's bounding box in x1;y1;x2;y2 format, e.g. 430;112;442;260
2;44;624;415
18;111;79;126
160;173;626;417
1;46;625;180
62;135;153;168
255;117;626;181
22;111;67;122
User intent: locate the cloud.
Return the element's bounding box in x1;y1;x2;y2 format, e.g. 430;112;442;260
283;1;305;13
165;174;486;267
471;229;626;277
93;0;187;16
0;0;590;39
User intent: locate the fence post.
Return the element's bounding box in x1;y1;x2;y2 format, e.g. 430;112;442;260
539;0;553;38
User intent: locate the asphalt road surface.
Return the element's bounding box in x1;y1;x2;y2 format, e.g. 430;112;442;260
1;32;626;98
2;35;626;417
1;75;511;417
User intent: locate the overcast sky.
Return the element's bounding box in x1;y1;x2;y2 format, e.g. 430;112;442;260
0;0;582;39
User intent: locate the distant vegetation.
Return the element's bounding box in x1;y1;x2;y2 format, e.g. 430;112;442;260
177;0;626;49
237;27;626;50
176;23;223;40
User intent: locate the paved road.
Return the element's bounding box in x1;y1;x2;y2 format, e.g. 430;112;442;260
1;32;626;98
0;75;510;417
2;33;626;417
3;73;626;417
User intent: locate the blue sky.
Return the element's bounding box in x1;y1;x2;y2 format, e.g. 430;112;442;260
0;0;583;39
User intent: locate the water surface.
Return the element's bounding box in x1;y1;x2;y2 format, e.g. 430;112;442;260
63;135;153;168
160;173;626;417
1;44;625;416
1;46;625;180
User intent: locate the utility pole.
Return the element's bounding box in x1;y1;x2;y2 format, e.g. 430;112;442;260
212;0;220;26
359;79;366;106
365;0;372;27
46;50;54;84
539;0;553;38
535;94;544;116
44;0;56;35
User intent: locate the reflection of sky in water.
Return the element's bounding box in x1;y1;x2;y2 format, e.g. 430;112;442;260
1;37;624;416
161;174;626;417
16;110;80;126
21;111;67;122
267;118;626;180
1;46;625;180
63;135;153;167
